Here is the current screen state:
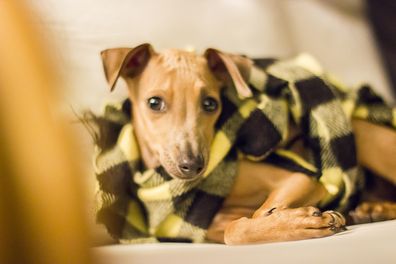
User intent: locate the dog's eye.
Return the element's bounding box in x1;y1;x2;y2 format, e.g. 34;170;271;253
202;97;219;113
147;96;166;112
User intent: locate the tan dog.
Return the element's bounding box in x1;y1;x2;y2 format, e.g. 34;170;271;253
100;43;396;245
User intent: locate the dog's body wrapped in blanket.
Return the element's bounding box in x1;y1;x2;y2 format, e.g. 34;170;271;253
89;53;396;243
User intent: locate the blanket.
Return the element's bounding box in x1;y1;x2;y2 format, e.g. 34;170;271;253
88;54;396;243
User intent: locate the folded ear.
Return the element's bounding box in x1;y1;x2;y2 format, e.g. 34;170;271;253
204;48;253;99
100;43;154;91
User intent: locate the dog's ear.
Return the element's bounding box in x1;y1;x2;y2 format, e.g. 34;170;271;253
204;49;253;99
100;43;154;91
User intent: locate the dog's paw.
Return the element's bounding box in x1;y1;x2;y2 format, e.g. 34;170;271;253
225;207;346;244
349;201;396;224
270;207;346;233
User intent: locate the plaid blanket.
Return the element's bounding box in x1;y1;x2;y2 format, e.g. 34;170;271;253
88;53;396;243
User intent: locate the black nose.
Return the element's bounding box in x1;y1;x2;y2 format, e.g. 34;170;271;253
178;155;204;178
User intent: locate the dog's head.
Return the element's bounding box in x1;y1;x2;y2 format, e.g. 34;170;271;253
101;43;252;180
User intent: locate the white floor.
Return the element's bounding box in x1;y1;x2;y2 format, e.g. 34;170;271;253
93;220;396;264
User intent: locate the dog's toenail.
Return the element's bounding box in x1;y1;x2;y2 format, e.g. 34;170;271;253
328;213;336;226
332;211;344;219
266;207;277;216
313;211;322;217
330;226;337;232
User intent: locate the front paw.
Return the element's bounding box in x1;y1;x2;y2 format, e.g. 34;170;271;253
272;207;346;232
224;207;346;245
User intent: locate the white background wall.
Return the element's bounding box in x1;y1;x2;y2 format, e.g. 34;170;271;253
26;0;393;113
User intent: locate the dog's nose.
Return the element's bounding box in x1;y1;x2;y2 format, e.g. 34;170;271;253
178;155;204;178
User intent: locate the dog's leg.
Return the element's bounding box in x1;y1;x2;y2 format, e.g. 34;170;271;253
251;172;327;218
351;120;396;224
353;119;396;184
223;171;345;245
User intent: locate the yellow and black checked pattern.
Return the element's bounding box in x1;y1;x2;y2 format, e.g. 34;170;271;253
91;53;396;243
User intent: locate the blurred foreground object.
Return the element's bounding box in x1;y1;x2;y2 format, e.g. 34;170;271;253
0;1;90;264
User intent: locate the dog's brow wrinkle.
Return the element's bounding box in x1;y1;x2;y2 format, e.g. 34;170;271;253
156;50;217;90
159;50;204;72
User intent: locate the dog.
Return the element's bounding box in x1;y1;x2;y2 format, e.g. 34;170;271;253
99;43;396;245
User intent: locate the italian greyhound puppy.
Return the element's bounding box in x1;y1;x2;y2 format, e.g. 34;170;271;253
100;43;396;244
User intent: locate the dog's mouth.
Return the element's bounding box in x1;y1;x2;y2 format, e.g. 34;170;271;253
173;173;203;181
